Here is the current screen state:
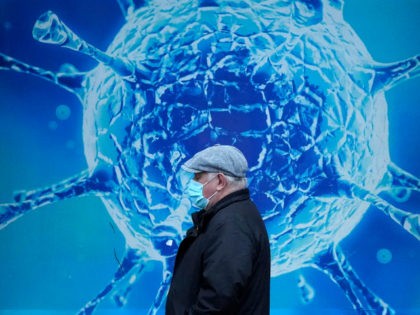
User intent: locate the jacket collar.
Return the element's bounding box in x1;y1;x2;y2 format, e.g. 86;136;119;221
190;188;250;234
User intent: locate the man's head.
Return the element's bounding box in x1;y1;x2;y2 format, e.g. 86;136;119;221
182;145;248;209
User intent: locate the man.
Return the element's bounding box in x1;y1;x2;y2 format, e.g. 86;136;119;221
166;145;271;315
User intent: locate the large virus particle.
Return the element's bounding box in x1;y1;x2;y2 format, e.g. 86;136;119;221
1;0;419;314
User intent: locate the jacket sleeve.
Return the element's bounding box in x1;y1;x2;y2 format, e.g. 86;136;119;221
187;216;256;314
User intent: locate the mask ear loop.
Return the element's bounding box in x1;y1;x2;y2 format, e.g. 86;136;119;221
207;189;219;201
204;173;223;201
202;172;223;187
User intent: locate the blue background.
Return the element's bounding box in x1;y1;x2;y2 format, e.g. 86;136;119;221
0;0;419;314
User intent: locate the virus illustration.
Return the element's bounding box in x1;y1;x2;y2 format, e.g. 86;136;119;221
0;0;419;314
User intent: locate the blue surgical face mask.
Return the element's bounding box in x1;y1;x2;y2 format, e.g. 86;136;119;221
185;175;218;209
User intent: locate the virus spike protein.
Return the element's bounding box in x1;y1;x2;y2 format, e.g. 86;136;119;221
0;170;92;229
377;163;420;200
315;245;395;314
117;0;136;18
349;183;420;241
32;11;143;83
0;52;85;96
371;55;420;93
77;248;144;315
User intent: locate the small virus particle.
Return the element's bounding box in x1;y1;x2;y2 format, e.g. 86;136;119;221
376;248;393;264
3;21;12;31
66;140;76;149
48;120;59;130
0;1;419;314
55;104;72;120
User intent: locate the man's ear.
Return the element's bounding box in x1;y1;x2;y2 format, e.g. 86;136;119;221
216;173;227;190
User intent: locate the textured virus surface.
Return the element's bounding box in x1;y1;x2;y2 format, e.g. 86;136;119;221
0;0;419;314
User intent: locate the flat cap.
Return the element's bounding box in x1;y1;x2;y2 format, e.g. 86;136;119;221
182;145;248;178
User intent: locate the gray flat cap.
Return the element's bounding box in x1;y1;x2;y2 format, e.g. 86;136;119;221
182;145;248;178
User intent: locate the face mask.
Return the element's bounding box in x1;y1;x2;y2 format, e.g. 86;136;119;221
185;176;218;209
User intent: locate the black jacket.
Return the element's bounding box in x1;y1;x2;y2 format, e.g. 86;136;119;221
166;189;270;315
